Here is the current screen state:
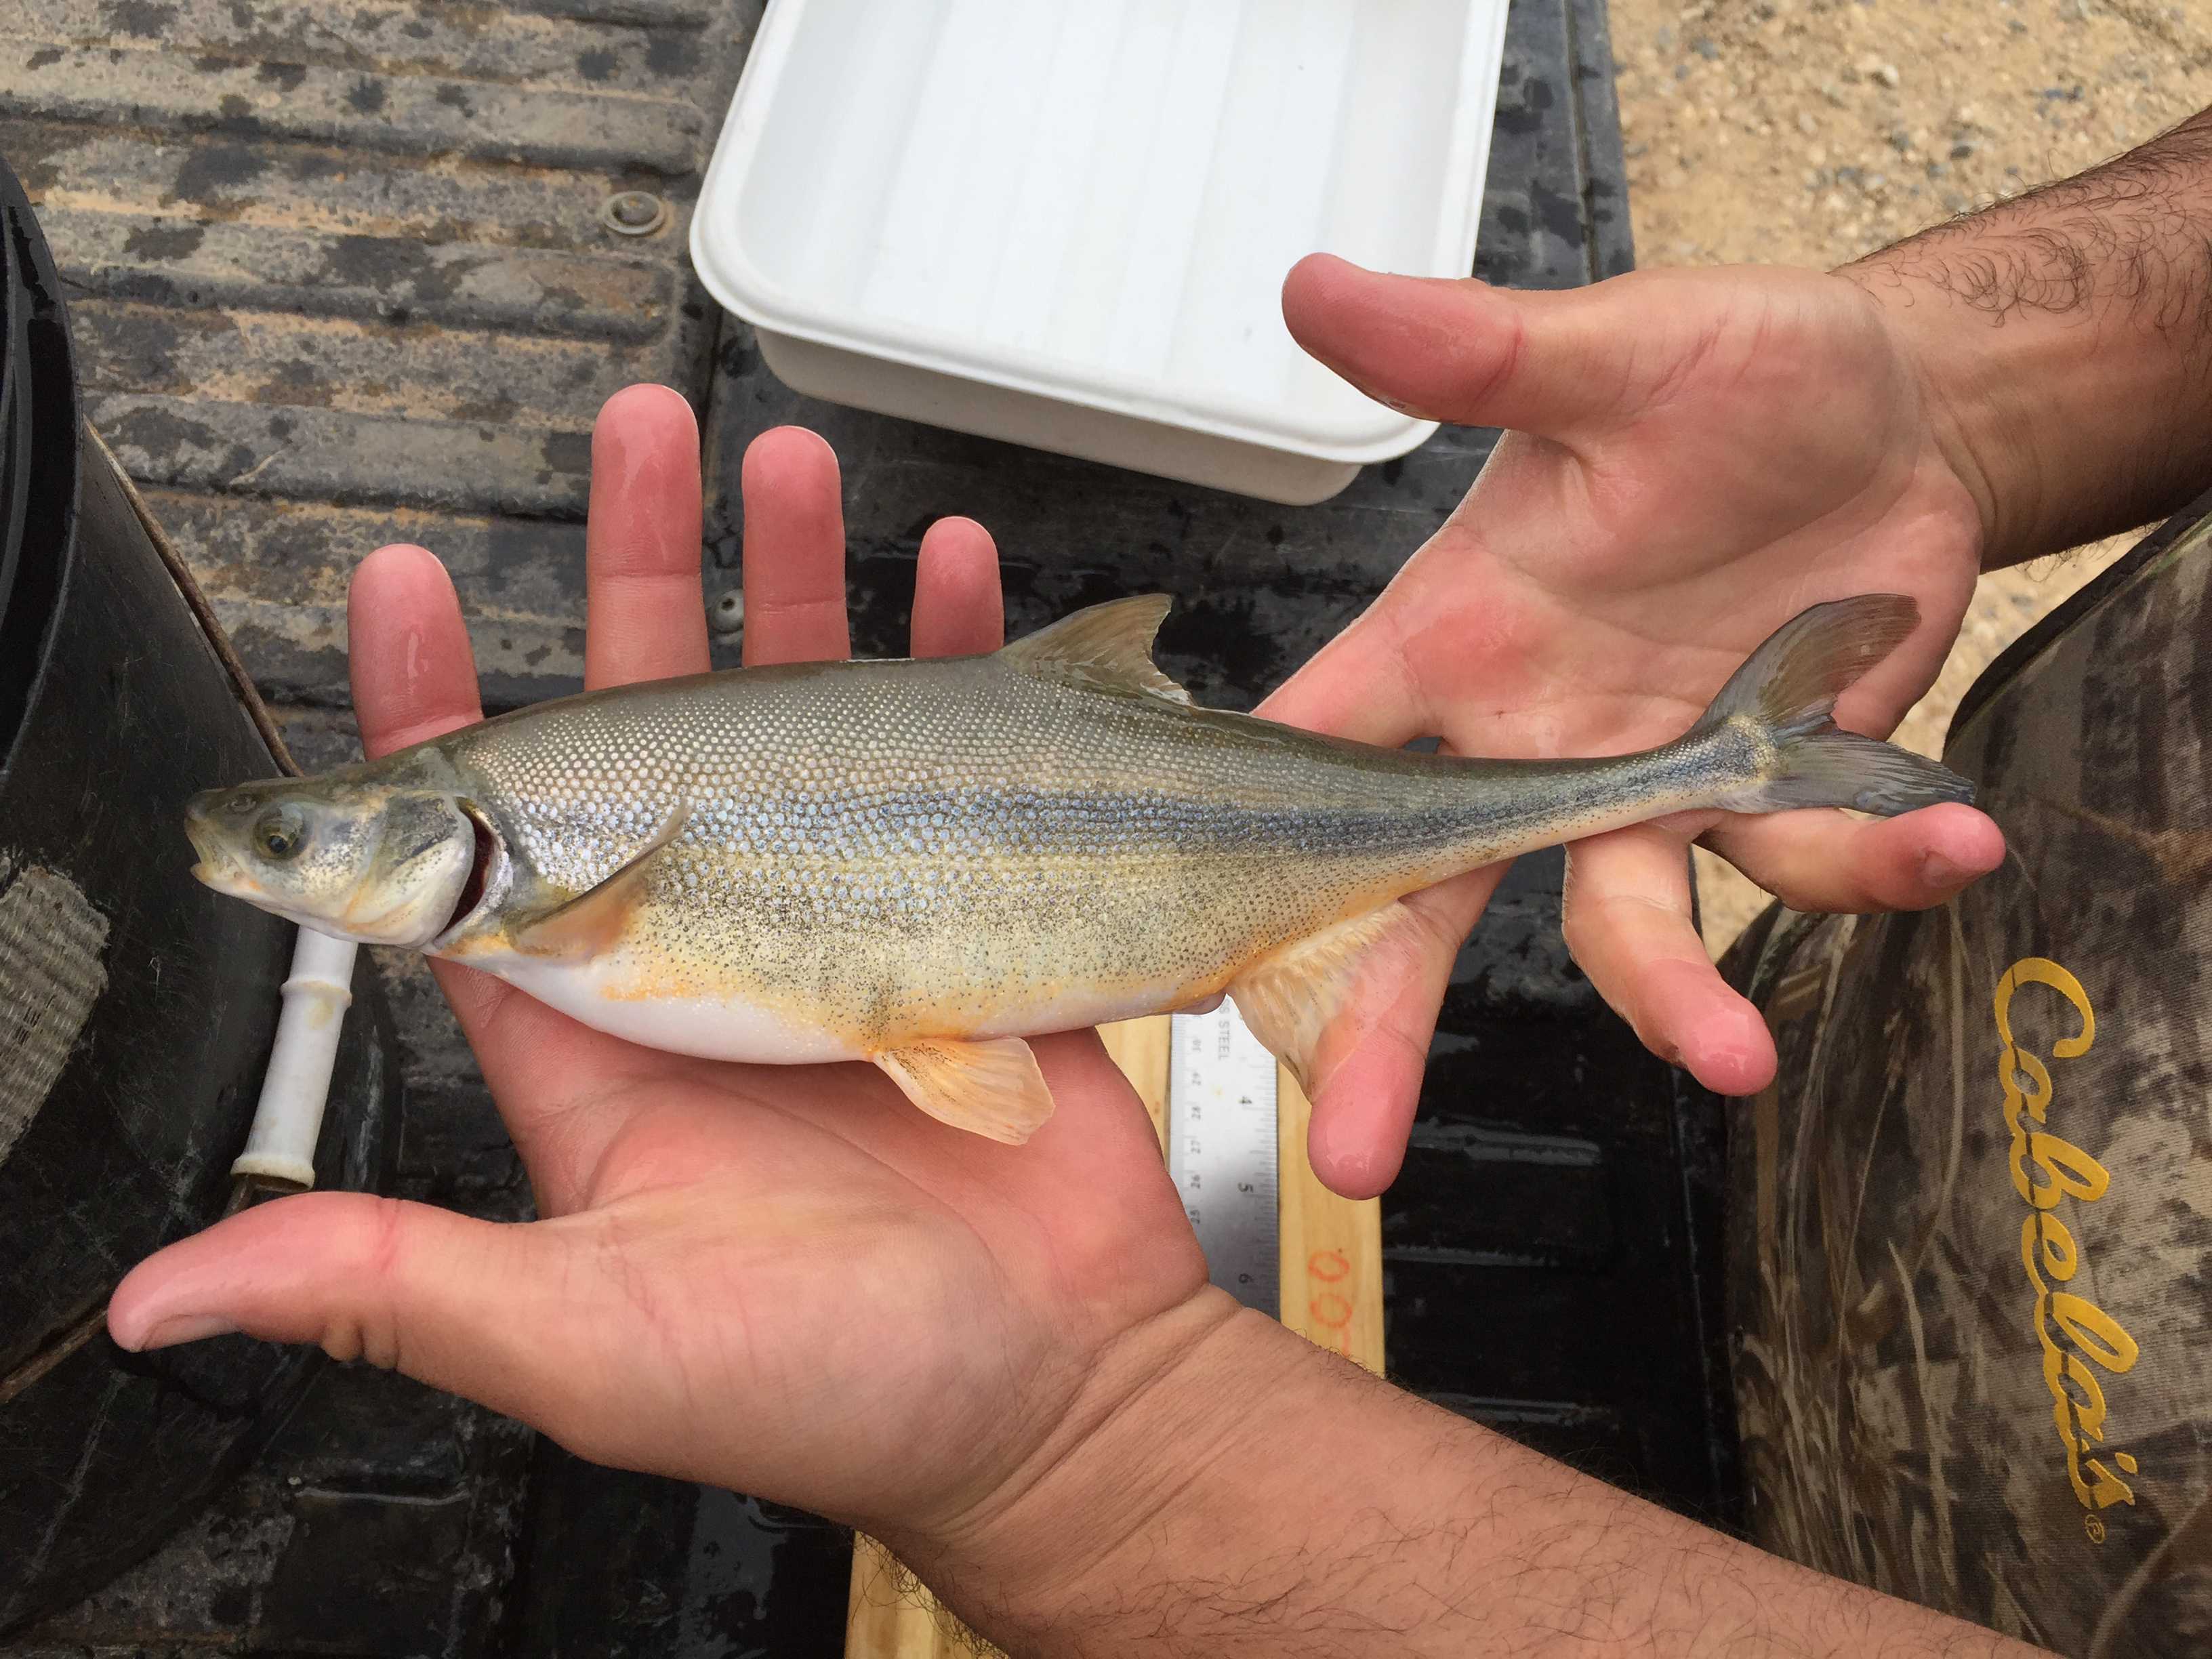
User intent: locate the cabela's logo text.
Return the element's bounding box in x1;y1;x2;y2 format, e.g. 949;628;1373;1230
1996;957;2139;1525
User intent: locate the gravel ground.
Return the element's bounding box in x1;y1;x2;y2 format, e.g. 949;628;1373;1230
1602;0;2211;953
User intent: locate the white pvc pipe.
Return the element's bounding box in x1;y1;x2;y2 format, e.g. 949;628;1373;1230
230;927;359;1189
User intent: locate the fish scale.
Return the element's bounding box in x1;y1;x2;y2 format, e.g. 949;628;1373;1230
184;594;1974;1143
441;659;1477;1019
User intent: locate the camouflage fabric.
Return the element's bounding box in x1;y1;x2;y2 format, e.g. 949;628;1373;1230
1725;493;2212;1658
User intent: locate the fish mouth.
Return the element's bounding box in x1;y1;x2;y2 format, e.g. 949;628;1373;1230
181;798;260;896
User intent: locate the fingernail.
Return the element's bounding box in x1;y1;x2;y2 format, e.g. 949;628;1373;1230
132;1313;241;1352
1340;377;1426;419
1921;850;1967;888
1374;390;1436;418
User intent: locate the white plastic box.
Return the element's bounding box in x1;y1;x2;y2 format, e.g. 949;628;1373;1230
691;0;1511;506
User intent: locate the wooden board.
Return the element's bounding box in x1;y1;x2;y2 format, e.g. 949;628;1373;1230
1274;1064;1386;1375
845;1534;1001;1659
843;1017;1381;1657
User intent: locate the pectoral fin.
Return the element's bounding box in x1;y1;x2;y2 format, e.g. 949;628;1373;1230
1229;903;1429;1090
512;804;691;958
874;1037;1056;1145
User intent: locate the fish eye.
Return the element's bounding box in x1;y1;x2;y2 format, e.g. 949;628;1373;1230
253;806;308;861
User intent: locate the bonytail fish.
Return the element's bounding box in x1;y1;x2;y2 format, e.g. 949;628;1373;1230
184;594;1969;1143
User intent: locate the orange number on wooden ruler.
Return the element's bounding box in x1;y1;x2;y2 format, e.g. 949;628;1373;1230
1277;1065;1385;1374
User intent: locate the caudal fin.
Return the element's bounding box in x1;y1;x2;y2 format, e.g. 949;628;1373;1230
1698;596;1975;815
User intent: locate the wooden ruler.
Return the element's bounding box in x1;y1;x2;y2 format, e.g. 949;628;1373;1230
1120;1009;1383;1372
844;1012;1382;1657
846;1533;1000;1659
1271;1048;1386;1376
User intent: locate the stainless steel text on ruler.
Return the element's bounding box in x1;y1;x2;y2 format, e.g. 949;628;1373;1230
1168;1000;1279;1317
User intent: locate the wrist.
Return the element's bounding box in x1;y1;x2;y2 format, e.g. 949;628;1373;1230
1843;241;2087;571
886;1288;1261;1622
897;1296;1506;1658
1840;255;2013;563
1841;112;2212;568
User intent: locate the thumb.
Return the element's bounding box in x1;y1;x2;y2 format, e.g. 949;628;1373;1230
1282;253;1626;435
109;1193;573;1428
1301;869;1497;1198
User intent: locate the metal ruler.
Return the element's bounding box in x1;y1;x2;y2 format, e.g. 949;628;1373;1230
1168;1001;1280;1317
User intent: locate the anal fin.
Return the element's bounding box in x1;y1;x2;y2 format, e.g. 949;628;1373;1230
513;804;690;959
874;1037;1056;1145
1229;903;1429;1091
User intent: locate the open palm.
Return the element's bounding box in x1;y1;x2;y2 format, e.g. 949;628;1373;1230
1262;257;2005;1195
110;386;1207;1545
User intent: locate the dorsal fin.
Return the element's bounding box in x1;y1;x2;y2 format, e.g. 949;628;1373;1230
998;595;1191;704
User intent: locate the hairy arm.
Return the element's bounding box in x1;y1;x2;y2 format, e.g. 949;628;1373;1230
1853;106;2212;566
911;1304;2042;1659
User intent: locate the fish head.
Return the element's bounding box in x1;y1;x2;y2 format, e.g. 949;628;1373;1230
184;775;486;947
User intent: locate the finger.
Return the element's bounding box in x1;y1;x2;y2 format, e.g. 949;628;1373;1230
108;1194;602;1446
1562;826;1776;1096
1700;800;2003;914
910;517;1004;657
1281;253;1626;434
1302;867;1499;1199
586;384;708;689
348;544;483;758
741;426;850;665
347;544;640;1206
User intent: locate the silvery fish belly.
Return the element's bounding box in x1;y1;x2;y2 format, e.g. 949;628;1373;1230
184;594;1972;1143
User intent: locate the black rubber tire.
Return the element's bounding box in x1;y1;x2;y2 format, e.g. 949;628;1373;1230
0;152;398;1635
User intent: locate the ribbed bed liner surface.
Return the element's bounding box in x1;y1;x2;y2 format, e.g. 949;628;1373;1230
0;0;751;710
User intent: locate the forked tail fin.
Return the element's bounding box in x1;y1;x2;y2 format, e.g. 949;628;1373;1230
1697;596;1975;815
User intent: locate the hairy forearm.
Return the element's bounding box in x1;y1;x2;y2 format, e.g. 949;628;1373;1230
907;1298;2042;1659
1847;104;2212;569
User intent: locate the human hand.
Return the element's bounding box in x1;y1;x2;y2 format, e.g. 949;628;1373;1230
108;385;1211;1549
1263;256;2007;1196
102;386;2057;1659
